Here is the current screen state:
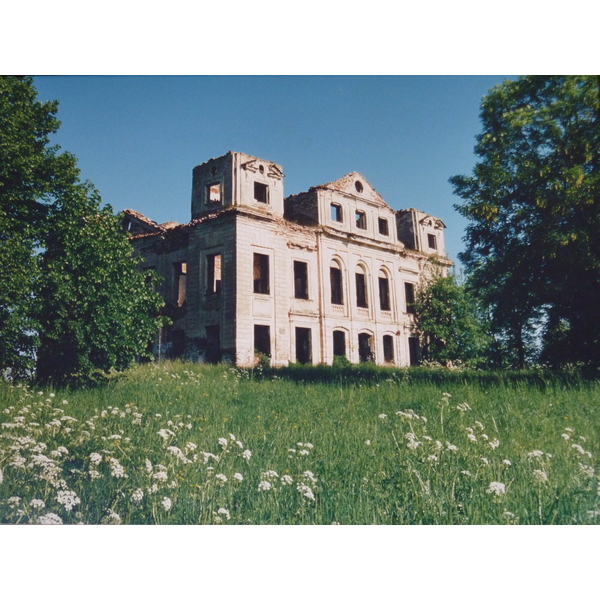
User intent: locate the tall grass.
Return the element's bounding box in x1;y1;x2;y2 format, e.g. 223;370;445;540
1;361;599;524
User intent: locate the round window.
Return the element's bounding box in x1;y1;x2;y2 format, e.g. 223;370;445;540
355;180;363;193
259;165;265;174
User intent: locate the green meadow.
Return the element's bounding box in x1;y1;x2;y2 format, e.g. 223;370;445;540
1;362;599;525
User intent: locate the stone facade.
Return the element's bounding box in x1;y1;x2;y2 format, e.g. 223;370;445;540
124;151;451;367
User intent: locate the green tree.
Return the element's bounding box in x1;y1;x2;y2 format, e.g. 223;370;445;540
413;269;490;367
0;76;164;383
450;76;600;368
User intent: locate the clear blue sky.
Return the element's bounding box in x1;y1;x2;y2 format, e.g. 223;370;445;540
34;75;512;266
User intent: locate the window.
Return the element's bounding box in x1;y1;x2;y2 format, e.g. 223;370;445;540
330;203;343;222
405;282;416;314
333;330;346;358
253;253;270;295
254;325;271;358
408;336;420;366
205;325;220;363
355;268;368;308
358;333;374;363
378;217;389;236
379;274;391;311
355;210;366;230
206;253;222;296
383;335;394;363
293;261;309;300
355;180;363;193
330;264;344;305
173;262;187;307
428;233;437;250
254;182;268;204
295;327;312;364
206;182;222;204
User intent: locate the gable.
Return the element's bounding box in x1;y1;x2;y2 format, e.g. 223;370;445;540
317;172;389;208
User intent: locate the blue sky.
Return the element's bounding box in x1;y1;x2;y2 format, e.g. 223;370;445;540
34;75;512;266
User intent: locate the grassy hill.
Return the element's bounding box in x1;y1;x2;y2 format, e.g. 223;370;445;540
1;361;599;524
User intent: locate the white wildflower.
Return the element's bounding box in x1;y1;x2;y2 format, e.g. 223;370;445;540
167;446;189;463
258;480;272;491
56;490;81;511
281;475;294;485
297;484;316;501
299;449;310;456
578;463;594;478
131;489;144;504
217;437;228;448
532;469;548;484
588;510;600;518
0;469;3;484
481;457;490;465
467;434;478;443
30;499;45;509
564;427;574;433
217;507;231;520
561;433;570;440
365;440;371;446
528;450;544;459
379;414;387;420
7;496;21;507
108;458;127;478
37;512;63;525
233;472;244;482
89;469;102;480
235;440;244;449
489;439;500;450
215;473;228;484
145;459;153;473
262;470;279;480
445;443;458;452
303;443;314;449
486;481;506;496
242;449;252;461
102;510;122;525
502;459;512;466
427;455;439;462
184;442;197;453
407;440;421;450
455;402;471;412
572;444;592;458
161;497;172;511
228;433;236;441
475;421;485;430
461;470;473;477
303;471;318;484
89;452;103;464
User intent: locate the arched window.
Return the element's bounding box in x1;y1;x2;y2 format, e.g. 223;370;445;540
355;264;368;308
330;260;344;305
378;269;391;311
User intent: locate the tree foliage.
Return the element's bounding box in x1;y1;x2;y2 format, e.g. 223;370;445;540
412;269;490;367
0;76;164;383
450;76;600;368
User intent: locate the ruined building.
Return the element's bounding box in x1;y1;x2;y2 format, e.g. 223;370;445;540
124;151;451;367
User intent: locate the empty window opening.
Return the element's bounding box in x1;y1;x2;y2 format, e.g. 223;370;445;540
254;325;271;358
355;210;367;230
254;182;269;204
405;282;416;314
205;325;221;364
174;262;187;307
330;265;344;305
428;233;438;250
253;253;270;295
295;327;312;364
355;180;364;193
383;335;394;363
330;203;343;223
358;333;375;363
379;275;391;311
168;329;185;359
206;253;222;296
333;330;346;358
408;336;420;366
207;182;222;204
355;271;368;308
378;217;389;236
293;261;309;300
